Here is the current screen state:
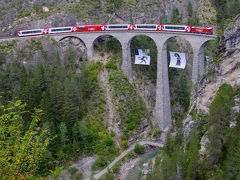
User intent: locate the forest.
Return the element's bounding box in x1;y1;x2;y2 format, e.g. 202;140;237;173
0;0;240;179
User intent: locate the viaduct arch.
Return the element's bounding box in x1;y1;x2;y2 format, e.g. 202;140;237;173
0;32;215;131
54;31;214;131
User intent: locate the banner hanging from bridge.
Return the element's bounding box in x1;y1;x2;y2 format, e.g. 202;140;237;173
169;51;186;69
135;49;151;65
205;56;213;69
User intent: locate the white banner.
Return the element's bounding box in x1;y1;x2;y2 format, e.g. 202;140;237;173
205;56;213;62
169;51;186;69
135;49;151;65
205;56;213;69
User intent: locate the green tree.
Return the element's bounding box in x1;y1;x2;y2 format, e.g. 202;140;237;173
205;83;235;174
63;77;79;129
224;129;240;179
171;7;182;24
187;2;193;17
40;92;53;124
134;144;145;154
31;62;46;107
59;122;68;145
0;100;51;178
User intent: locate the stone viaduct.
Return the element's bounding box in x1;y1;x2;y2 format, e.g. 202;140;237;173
0;31;215;131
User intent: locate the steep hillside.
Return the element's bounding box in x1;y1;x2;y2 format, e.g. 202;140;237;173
0;0;216;37
3;0;236;179
146;14;240;180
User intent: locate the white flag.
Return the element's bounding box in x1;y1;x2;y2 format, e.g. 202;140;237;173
169;51;186;69
135;49;151;65
205;56;213;62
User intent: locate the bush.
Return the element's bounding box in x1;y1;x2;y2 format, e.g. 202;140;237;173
105;58;117;70
67;166;78;176
121;140;128;149
112;164;120;173
134;144;145;154
95;156;108;168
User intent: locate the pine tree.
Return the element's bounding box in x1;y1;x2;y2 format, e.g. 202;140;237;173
40;92;53;124
31;62;46;107
49;80;64;123
59;122;68;146
225;130;240;179
187;2;193;17
206;84;235;173
63;77;79;130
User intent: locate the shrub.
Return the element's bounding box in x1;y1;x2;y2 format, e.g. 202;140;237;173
121;140;128;149
67;166;78;176
95;156;108;168
105;136;114;146
105;58;117;70
134;144;145;154
112;164;120;173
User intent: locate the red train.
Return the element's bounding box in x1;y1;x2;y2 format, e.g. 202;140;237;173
17;24;213;37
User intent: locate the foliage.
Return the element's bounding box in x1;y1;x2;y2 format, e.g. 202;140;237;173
0;50;117;175
203;83;235;176
105;0;123;13
67;166;79;178
99;169;114;180
109;70;146;136
0;100;51;179
130;35;157;83
106;57;118;70
49;166;64;180
134;144;145;154
170;7;182;24
187;2;193;17
167;38;191;118
94;156;108;169
105;38;121;54
112;163;120;173
147;84;240;179
213;0;240;32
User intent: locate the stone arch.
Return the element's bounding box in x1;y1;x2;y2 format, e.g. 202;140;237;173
87;34;123;63
199;39;216;75
92;34;122;54
155;35;194;131
57;36;87;61
128;34;158;111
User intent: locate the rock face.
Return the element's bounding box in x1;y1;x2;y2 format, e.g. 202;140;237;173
220;14;240;50
182;14;240;140
196;14;240;114
0;0;215;37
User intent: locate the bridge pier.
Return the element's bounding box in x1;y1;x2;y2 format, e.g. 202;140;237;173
155;42;172;131
86;43;94;61
43;32;215;132
191;39;211;84
121;42;133;80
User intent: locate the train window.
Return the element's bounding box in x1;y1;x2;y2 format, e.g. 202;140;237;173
79;26;85;29
51;28;72;32
136;25;156;29
22;30;42;34
164;26;185;30
108;25;128;29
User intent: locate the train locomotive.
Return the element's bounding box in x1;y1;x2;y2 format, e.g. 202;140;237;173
17;24;213;37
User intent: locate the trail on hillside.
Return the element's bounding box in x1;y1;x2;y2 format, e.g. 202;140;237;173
93;141;163;180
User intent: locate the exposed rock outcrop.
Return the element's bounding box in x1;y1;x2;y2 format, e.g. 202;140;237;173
196;14;240;114
183;14;240;138
220;14;240;50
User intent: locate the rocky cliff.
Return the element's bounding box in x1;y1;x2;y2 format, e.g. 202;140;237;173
196;14;240;114
0;0;216;37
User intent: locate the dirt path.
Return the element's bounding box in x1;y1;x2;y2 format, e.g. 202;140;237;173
93;141;163;180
